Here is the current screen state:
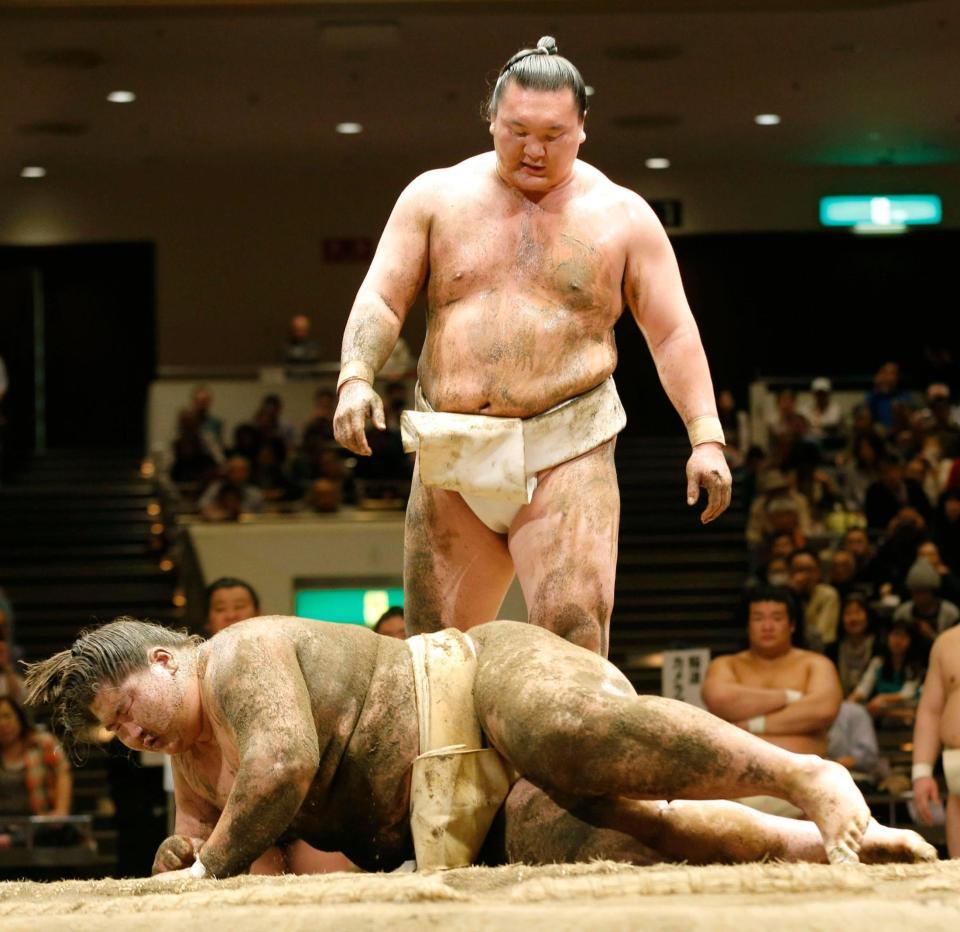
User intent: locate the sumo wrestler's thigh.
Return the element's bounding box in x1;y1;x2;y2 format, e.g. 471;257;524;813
509;439;619;655
404;467;516;634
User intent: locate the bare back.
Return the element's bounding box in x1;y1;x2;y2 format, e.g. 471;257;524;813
420;153;631;416
174;618;420;870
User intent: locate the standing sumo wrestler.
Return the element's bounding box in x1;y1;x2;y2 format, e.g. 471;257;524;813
334;37;732;655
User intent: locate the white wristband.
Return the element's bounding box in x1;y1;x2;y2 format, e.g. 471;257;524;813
189;857;209;879
336;361;375;394
784;689;803;705
687;415;725;447
912;763;934;782
746;715;766;735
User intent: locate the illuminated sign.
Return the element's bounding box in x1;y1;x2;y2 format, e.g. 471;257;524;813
820;195;942;232
295;587;404;627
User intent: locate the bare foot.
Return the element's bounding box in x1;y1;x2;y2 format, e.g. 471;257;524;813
790;757;872;864
859;818;938;863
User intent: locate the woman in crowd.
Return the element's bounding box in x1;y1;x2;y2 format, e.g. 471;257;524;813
827;593;879;698
849;620;925;723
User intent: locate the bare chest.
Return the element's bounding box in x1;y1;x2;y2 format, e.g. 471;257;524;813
178;738;238;809
732;657;810;692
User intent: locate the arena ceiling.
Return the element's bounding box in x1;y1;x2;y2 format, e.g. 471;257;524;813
1;0;958;178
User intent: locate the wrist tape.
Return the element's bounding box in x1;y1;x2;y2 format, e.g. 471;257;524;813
189;857;210;879
687;415;725;447
912;762;934;782
746;715;766;735
784;689;803;705
337;361;375;393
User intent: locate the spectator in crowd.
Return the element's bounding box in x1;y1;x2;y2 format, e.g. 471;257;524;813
764;556;791;587
871;507;931;600
765;388;799;445
838;428;884;512
0;599;22;702
826;593;879;697
199;456;264;520
373;607;406;640
790;443;840;527
252;394;297;453
702;586;841;769
921;383;960;459
864;453;932;532
916;539;960;606
206;577;260;636
737;444;767;510
181;386;224;454
827;701;880;781
170;410;220;486
911;623;960;857
302;388;337;446
0;696;72;821
798;377;844;449
745;470;812;549
283;314;321;372
228;423;262;464
893;558;960;643
850;620;925;723
251;438;297;504
865;361;910;433
935;488;960;570
305;478;342;513
841;527;877;592
769;531;797;563
828;549;861;602
788;549;840;652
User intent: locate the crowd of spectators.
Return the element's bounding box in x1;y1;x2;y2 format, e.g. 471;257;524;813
170;384;413;520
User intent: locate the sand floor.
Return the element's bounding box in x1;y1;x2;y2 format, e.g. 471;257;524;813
1;859;959;931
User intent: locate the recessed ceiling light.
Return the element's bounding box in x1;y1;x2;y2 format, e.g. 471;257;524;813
21;165;46;178
336;122;363;135
107;90;136;103
585;85;595;97
755;113;781;126
645;157;670;170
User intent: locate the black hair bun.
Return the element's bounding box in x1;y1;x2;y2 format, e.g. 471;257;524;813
536;36;558;55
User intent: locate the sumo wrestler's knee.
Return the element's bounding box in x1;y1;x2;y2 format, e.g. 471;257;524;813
528;600;606;654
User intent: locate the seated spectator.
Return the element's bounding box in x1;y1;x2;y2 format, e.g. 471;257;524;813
850;620;925;723
865;453;932;532
828;549;861;602
306;477;342;513
745;470;812;548
251;438;297;504
798;377;845;450
872;507;930;596
788;548;840;652
916;539;960;606
893;559;960;644
827;701;880;781
302;388;337;446
920;383;960;459
199;456;264;520
769;531;797;563
841;527;878;594
765;388;798;445
283;314;321;372
0;602;23;702
837;431;884;512
935;488;960;570
737;444;767;509
227;423;262;464
373;606;406;640
206;577;260;635
0;696;72;824
865;361;910;433
790;443;840;527
181;386;224;455
826;593;878;697
702;587;842;761
170;410;219;486
252;394;297;453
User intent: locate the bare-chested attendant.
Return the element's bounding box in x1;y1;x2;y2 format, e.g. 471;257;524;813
912;624;960;857
333;37;732;655
703;587;843;757
25;617;934;880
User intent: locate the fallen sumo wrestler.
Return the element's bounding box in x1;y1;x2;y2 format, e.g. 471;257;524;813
25;616;935;880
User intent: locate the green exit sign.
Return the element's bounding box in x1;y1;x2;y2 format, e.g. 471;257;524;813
820;195;942;230
295;587;404;627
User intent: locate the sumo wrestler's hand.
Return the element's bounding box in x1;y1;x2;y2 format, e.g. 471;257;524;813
686;442;732;524
152;834;204;875
334;380;386;457
912;775;941;826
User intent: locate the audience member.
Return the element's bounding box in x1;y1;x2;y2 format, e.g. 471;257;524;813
182;386;224;453
252;394;297;453
0;602;22;702
305;478;343;513
826;593;878;697
921;383;960;459
916;539;960;606
893;559;959;643
737;444;767;509
0;696;72;826
787;548;840;652
798;377;844;449
170;410;220;486
251;438;297;503
206;577;260;635
702;586;841;762
911;623;960;857
790;443;841;527
827;701;880;781
850;620;925;723
302;388;337;446
837;430;884;512
283;314;321;371
865;361;910;433
373;607;406;640
745;470;812;548
228;423;262;463
865;453;932;531
827;549;861;602
765;388;799;445
198;456;264;520
871;507;930;596
841;527;878;593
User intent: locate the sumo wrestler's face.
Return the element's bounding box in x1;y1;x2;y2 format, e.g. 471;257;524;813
748;600;794;656
90;649;198;755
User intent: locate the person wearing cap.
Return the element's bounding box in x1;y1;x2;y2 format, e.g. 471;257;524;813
332;37;731;655
893;558;960;643
746;470;813;548
798;377;844;447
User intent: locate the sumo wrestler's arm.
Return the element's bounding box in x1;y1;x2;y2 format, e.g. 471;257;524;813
334;173;433;456
702;656;796;721
152;757;222;874
196;636;320;878
622;194;731;524
912;638;947;823
757;656;842;735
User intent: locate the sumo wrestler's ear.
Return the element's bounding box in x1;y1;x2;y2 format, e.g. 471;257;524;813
149;647;178;673
579;125;587;144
